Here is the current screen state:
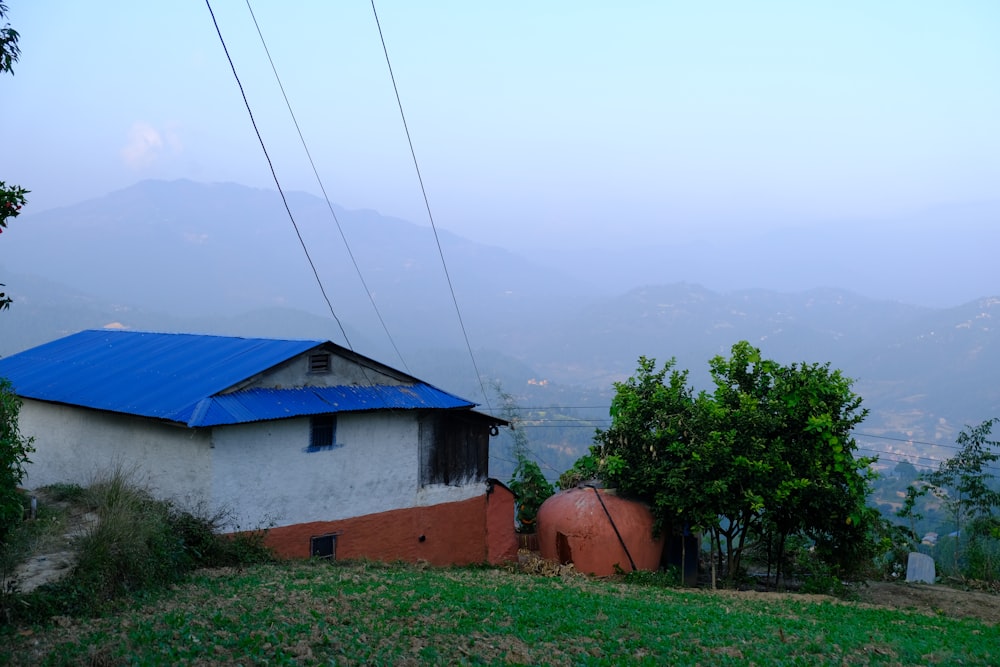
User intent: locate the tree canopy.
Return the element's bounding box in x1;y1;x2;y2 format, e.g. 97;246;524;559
589;341;875;584
0;3;33;538
1;2;28;310
923;418;1000;578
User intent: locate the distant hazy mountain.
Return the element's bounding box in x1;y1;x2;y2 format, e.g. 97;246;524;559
2;179;592;355
2;180;998;475
525;200;1000;308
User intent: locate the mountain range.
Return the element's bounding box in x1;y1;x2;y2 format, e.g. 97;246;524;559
1;180;997;477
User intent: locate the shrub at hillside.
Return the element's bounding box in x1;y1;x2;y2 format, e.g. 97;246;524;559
0;378;33;543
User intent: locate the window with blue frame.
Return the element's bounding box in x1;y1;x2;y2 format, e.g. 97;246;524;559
309;414;337;451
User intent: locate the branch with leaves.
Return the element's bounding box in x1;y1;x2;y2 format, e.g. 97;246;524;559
1;4;28;311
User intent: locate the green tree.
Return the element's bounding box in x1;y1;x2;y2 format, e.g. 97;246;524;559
924;418;1000;578
701;342;783;582
0;378;34;541
764;356;873;580
592;356;728;584
0;4;33;541
1;2;29;311
590;342;873;586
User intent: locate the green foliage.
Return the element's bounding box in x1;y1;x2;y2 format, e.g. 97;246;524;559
621;564;682;588
40;482;88;504
867;516;914;582
507;457;554;531
0;378;33;542
1;4;28;311
0;3;19;74
923;417;1000;580
896;482;928;547
1;466;274;624
0;181;27;234
494;381;555;532
593;356;705;533
557;452;600;489
587;342;873;586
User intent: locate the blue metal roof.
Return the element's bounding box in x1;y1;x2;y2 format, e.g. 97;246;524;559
187;384;473;427
0;330;477;427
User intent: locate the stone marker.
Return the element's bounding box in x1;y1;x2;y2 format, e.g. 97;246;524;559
906;552;935;584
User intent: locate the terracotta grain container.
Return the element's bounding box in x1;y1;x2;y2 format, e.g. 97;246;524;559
536;486;664;576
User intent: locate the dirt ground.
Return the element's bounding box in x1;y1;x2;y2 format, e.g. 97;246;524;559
517;550;1000;625
850;580;1000;625
700;578;1000;625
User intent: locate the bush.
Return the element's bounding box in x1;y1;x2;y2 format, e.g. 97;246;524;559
787;538;848;596
558;454;601;490
169;507;273;568
508;458;554;533
0;378;34;543
621;565;681;588
2;465;274;624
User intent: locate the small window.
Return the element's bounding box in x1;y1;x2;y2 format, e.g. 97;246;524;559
308;353;331;374
309;415;337;450
310;533;338;559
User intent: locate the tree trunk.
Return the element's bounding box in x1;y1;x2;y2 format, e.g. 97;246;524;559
680;531;687;587
711;529;718;590
774;531;788;592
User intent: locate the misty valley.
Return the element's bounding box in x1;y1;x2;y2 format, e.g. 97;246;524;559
1;179;998;524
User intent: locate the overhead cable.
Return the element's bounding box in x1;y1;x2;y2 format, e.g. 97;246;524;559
204;0;353;350
243;0;410;373
369;0;492;411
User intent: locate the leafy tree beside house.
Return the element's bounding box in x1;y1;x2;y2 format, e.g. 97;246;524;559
587;341;875;586
0;2;33;541
0;379;33;541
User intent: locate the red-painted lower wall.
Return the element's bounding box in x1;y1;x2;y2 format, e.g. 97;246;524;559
264;483;518;566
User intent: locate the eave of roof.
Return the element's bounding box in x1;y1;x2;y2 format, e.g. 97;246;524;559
186;384;475;427
0;330;326;421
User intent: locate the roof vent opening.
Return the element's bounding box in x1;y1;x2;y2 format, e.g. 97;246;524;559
308;352;331;374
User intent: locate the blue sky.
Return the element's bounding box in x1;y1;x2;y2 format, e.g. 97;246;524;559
5;1;1000;254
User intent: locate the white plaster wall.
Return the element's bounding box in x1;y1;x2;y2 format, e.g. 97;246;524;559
210;412;482;529
18;400;213;510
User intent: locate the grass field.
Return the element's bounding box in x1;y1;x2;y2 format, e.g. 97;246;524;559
5;559;996;666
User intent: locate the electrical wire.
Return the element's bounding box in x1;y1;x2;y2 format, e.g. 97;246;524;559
369;0;492;411
204;0;353;350
485;407;996;452
243;0;410;373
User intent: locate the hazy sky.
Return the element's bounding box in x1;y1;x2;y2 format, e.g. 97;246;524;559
5;2;1000;253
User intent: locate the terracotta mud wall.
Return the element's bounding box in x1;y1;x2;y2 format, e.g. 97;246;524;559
263;485;517;566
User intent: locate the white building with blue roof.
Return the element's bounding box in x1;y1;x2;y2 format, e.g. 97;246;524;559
0;329;517;565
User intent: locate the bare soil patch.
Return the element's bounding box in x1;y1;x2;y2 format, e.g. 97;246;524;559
7;489;97;594
851;580;1000;624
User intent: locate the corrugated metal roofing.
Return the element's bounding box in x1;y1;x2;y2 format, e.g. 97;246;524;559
188;384;473;427
0;330;476;427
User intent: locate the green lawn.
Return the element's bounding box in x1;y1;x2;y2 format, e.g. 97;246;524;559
5;560;996;666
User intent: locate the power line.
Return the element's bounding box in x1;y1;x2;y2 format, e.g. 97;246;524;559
204;0;352;349
369;1;491;412
484;407;995;452
243;0;410;374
